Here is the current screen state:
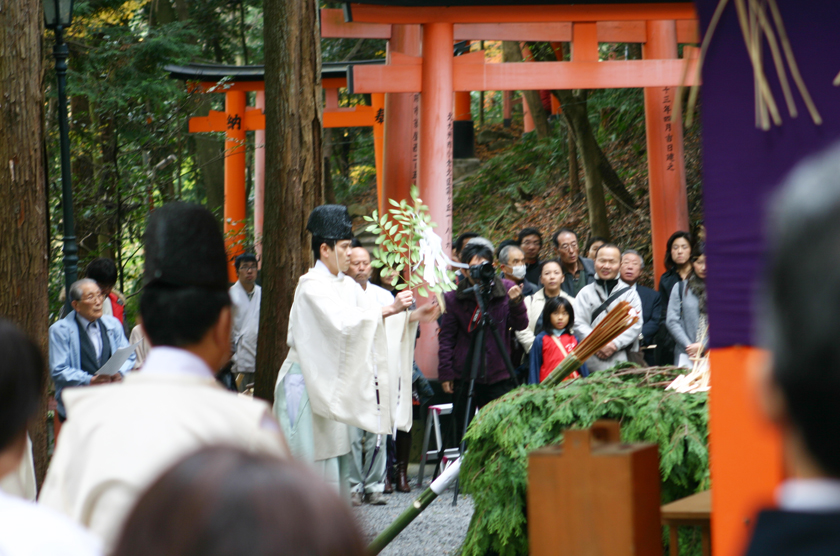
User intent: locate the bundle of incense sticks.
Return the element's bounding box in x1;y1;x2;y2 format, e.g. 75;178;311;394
541;301;640;388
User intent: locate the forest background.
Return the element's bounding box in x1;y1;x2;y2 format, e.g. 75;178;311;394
41;0;702;326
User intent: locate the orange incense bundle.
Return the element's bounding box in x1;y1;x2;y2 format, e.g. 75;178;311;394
541;301;640;387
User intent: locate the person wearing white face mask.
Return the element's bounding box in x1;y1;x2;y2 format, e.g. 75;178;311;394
498;245;538;297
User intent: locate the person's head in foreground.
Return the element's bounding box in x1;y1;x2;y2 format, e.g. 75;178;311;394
0;319;44;481
85;258;118;298
141;202;233;371
760;145;840;483
112;446;366;556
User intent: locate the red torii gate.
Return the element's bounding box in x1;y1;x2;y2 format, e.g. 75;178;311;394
329;3;699;282
325;2;698;388
166;63;385;280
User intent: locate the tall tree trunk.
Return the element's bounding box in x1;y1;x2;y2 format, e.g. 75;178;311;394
255;0;323;403
555;89;611;239
503;42;551;139
568;128;580;196
0;0;50;487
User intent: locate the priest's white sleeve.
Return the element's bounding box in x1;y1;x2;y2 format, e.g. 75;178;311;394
290;280;392;434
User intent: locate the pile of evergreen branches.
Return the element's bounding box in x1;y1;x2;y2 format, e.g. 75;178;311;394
459;366;709;556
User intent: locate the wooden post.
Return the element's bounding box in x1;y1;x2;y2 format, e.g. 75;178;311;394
225;89;247;281
382;24;421;215
523;93;535;133
254;90;265;267
416;21;454;379
643;20;688;287
709;347;783;556
503;90;511;127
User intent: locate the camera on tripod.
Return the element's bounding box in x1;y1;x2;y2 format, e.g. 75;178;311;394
468;261;496;286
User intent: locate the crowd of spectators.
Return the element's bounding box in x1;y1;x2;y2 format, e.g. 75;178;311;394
444;224;709;392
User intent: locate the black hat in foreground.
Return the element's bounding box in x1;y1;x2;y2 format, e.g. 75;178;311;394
144;202;229;291
306;205;354;240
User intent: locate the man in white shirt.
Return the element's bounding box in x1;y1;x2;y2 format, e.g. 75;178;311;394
40;203;289;551
0;319;101;556
229;252;261;391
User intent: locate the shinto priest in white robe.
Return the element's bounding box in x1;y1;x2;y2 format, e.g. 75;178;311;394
39;347;289;550
273;260;418;489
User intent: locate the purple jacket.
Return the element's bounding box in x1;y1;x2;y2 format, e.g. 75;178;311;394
438;277;528;384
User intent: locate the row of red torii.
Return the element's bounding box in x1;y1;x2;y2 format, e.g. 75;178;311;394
168;3;700;377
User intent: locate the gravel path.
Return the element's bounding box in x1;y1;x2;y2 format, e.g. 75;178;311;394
353;465;474;555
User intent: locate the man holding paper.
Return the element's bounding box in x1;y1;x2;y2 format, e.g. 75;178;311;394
49;278;135;421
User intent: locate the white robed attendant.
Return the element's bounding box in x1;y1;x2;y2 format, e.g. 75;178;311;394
39;348;289;550
0;435;35;501
273;261;397;492
344;245;440;502
273;205;431;495
229;254;261;387
39;202;290;552
230;281;260;373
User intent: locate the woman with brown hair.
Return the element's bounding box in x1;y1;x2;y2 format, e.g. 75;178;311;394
112;446;366;556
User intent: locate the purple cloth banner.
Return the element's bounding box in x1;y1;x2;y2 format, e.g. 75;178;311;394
697;0;840;347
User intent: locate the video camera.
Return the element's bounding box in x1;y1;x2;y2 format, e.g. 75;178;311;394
469;261;496;286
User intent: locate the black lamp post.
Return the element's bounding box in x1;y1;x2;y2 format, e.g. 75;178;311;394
44;0;78;307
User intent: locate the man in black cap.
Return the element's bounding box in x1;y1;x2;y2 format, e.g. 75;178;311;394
273;204;433;498
40;202;289;551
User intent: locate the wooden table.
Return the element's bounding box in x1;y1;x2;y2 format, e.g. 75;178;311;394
661;489;711;556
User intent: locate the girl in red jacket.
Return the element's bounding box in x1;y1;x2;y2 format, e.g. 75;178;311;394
528;296;588;384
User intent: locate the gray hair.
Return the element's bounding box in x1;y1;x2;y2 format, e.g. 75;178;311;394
467;236;495;253
69;279;98;302
498;244;524;265
763;140;840;476
621;249;645;269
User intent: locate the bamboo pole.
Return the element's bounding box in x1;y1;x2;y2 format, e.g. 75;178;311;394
368;458;462;555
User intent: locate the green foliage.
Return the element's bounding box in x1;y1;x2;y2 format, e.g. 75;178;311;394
46;0;265;323
459;366;709;556
364;186;457;296
453;123;572;236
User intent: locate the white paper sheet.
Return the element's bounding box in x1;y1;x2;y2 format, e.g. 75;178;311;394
96;342;140;376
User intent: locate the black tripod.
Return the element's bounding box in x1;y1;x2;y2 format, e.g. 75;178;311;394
442;278;519;504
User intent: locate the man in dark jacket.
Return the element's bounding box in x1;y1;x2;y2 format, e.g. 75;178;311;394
620;250;661;366
553;228;596;297
438;241;528;442
518;227;544;285
746;143;840;556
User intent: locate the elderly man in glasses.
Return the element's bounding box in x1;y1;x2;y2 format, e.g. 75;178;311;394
48;278;135;421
